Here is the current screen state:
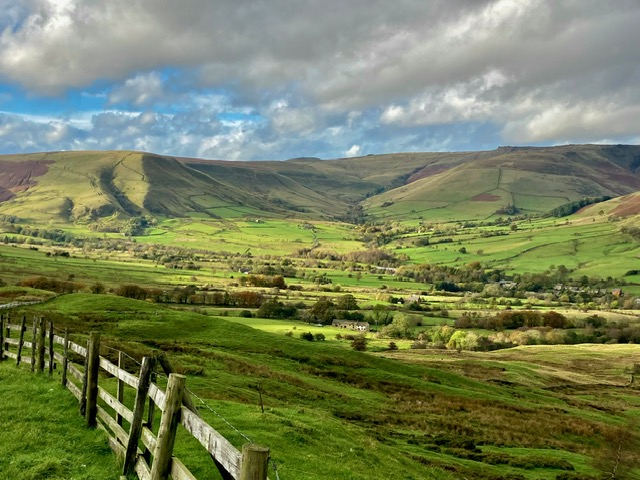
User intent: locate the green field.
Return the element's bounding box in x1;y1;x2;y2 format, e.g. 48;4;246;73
5;294;639;479
0;362;119;480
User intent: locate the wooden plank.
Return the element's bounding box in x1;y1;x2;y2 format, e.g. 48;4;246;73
4;337;19;345
106;433;127;461
97;406;129;446
67;340;87;357
68;363;83;382
148;383;166;411
53;335;65;346
100;357;139;389
98;386;134;423
180;407;242;479
6;323;21;331
171;458;198;480
67;380;82;400
22;340;33;349
141;426;157;454
4;351;17;360
53;352;65;363
135;456;152;480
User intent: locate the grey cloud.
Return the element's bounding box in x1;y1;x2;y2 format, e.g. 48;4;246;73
2;0;640;154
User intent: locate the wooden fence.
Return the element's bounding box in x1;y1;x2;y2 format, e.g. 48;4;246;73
0;313;270;480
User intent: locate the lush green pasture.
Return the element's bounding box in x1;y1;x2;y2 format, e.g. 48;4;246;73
400;218;639;278
8;294;639;480
0;362;119;479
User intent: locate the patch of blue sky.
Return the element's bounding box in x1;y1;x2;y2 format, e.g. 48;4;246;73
0;82;107;116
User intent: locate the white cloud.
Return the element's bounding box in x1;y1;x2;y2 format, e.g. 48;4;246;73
345;144;361;157
109;72;165;107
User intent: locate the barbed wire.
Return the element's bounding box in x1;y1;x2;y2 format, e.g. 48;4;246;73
185;386;281;479
40;332;282;479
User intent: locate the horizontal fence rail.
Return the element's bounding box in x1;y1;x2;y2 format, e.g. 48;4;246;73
0;313;270;480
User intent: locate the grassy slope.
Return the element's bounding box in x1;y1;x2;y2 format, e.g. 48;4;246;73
2;144;639;225
364;145;640;222
13;294;640;480
0;362;119;480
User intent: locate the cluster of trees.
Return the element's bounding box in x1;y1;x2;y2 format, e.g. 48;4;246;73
17;276;84;293
294;247;402;267
455;310;570;330
2;226;75;245
114;284;265;307
546;196;611;218
88;215;156;236
238;275;286;289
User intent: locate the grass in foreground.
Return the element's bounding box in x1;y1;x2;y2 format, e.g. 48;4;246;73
0;362;119;480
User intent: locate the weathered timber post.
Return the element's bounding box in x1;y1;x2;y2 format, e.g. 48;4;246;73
79;339;89;415
30;318;37;372
0;314;4;361
48;321;54;375
85;331;101;428
240;444;270;480
123;356;156;476
16;316;26;366
149;373;185;480
116;352;125;427
4;315;9;358
143;367;157;464
61;329;69;387
157;351;234;479
37;317;46;373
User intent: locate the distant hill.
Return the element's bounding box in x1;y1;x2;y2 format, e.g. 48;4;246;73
0;144;639;224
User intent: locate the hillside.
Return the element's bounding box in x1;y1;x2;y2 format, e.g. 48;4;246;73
0;144;639;224
12;294;640;479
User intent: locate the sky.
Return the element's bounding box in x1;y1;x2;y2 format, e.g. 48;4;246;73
0;0;639;161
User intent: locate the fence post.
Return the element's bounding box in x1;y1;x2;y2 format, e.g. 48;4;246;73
48;321;55;375
240;444;270;480
123;356;156;476
143;367;157;464
149;373;185;480
116;352;125;426
0;314;4;361
61;329;69;387
85;332;100;428
79;339;89;415
30;318;37;372
37;317;46;373
16;316;26;366
4;316;9;359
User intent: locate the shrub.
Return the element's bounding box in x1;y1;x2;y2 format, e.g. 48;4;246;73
239;310;253;318
351;335;367;351
300;332;314;341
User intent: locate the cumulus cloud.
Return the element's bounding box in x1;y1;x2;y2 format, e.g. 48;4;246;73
1;0;640;158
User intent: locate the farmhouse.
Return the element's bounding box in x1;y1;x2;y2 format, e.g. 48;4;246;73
404;294;422;304
331;320;370;332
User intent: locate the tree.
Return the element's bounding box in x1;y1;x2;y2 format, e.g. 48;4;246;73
308;299;336;324
351;335;367;351
336;294;359;310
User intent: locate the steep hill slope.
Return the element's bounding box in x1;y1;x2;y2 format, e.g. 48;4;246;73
364;145;640;222
0;144;639;224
